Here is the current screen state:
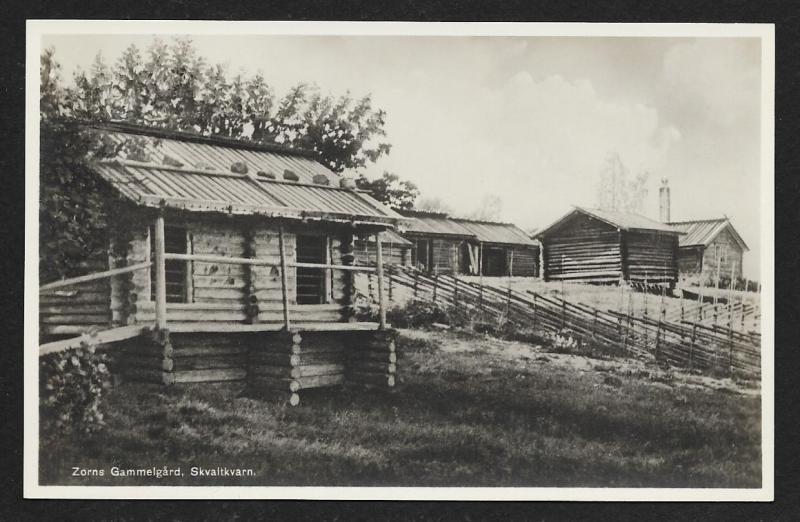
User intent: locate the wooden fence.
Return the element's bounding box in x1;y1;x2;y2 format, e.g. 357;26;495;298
386;267;761;379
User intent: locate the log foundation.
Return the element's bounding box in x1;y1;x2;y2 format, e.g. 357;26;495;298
119;328;398;406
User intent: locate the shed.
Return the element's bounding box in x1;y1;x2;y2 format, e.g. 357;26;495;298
39;121;404;404
667;218;749;281
398;210;475;274
450;218;540;277
535;206;681;285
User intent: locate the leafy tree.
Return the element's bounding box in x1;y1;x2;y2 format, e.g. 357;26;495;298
595;152;649;214
355;171;419;210
40;39;393;281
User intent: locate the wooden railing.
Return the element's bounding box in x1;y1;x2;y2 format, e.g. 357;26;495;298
40;216;392;351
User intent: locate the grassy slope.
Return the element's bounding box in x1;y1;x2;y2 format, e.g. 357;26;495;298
40;329;761;487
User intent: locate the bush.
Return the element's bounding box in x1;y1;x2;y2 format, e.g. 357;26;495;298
387;299;449;328
40;341;112;435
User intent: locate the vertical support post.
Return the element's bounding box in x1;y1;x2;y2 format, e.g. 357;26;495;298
531;293;538;331
561;297;566;329
478;242;484;313
454;276;459;306
413;269;419;298
432;273;438;304
375;232;387;330
153;212;167;331
278;224;291;331
689;323;696;371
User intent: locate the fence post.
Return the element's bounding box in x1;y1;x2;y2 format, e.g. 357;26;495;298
413;270;419;298
153;212;168;331
532;293;538;331
432;273;438;304
387;269;393;304
561;298;566;329
375;232;387;330
689;323;696;371
591;308;598;356
507;285;512;318
454;276;459;306
277;224;291;331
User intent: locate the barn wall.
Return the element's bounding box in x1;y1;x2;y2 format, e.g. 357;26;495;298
677;246;704;276
509;245;539;277
701;228;745;280
353;240;410;267
40;257;112;338
625;231;678;283
542;213;621;283
118;212;349;327
431;238;462;275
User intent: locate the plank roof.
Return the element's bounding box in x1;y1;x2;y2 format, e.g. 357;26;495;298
451;218;537;246
398;210;476;238
667;218;749;251
81;121;404;226
536;206;682;238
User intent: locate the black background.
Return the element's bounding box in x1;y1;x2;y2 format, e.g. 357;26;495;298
1;1;798;520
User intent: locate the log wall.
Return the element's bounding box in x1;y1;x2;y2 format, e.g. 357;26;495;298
508;245;539;277
700;228;745;281
40;257;112;338
625;231;679;283
542;213;622;283
353;239;410;267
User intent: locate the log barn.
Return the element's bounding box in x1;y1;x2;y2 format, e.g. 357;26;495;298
39;121;405;405
535;207;681;285
398;210;474;275
398;210;539;277
451;218;540;277
667;218;748;283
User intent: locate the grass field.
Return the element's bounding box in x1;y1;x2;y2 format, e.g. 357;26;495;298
40;328;761;488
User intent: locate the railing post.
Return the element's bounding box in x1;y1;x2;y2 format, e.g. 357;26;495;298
278;224;291;331
376;232;387;329
154;212;168;331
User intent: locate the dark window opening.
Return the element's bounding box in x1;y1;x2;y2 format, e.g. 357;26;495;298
413;239;431;272
296;234;327;305
150;225;190;303
483;247;508;277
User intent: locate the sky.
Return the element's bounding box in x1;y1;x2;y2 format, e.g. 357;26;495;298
41;33;764;278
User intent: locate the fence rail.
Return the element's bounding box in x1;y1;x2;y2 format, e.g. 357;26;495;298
387;266;761;378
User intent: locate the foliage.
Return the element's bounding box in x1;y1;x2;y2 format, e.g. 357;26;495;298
415;196;454;215
385;299;449;328
355;171;419;210
464;193;503;221
596;152;649;214
40;342;112;436
40;39;393;280
66;39;391;174
39;332;761;487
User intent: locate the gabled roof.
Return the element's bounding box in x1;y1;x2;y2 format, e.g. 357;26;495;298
536;206;682;238
81;121;404;226
667;218;749;251
451;218;537;246
398;210;476;238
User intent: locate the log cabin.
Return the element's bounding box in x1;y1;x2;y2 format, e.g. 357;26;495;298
39;121;405;405
451;218;540;277
535;206;681;286
666;218;749;283
398;210;474;275
398;210;539;277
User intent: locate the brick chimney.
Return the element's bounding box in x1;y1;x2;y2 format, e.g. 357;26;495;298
659;178;670;222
